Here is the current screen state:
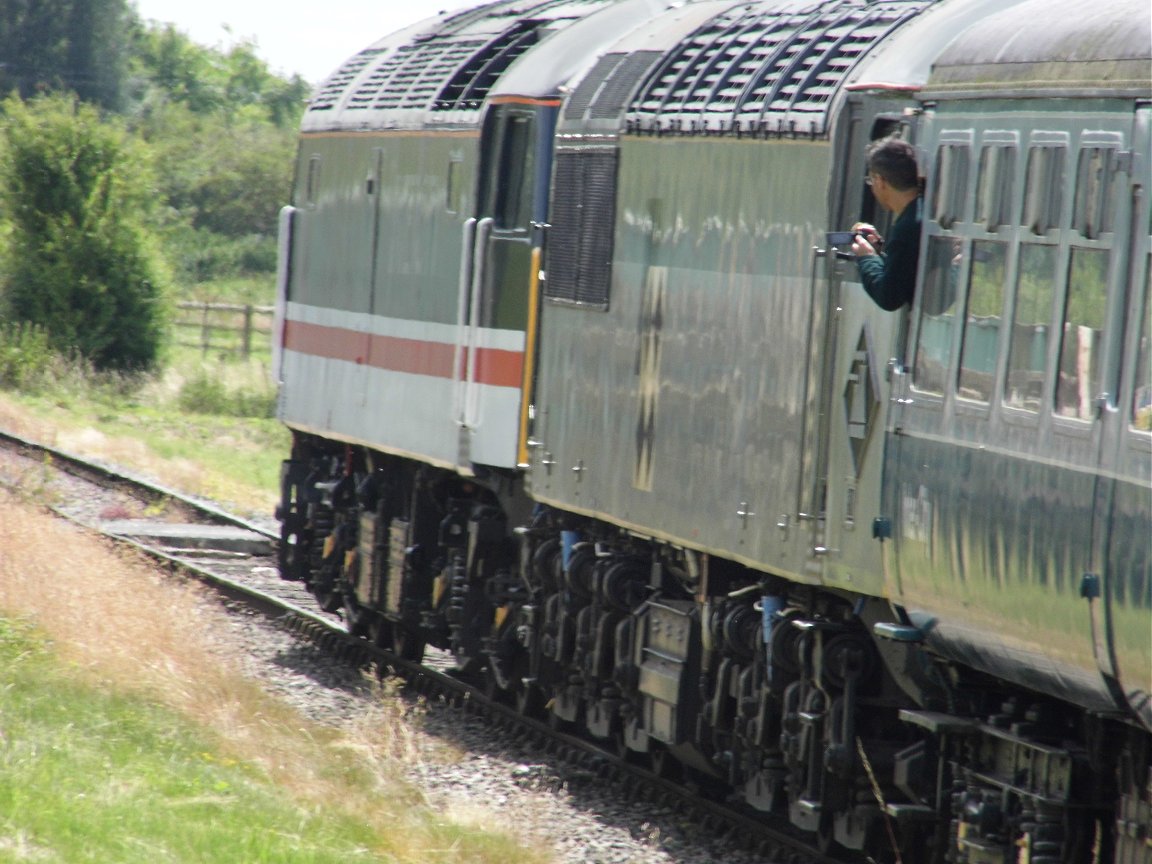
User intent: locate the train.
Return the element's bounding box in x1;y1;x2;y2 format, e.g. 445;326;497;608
271;0;1152;860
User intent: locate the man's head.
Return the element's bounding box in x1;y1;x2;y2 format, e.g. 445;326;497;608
865;136;920;212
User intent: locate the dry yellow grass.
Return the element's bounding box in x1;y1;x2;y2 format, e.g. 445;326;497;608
0;491;548;863
0;392;52;442
0;391;189;483
0;386;280;516
0;490;394;800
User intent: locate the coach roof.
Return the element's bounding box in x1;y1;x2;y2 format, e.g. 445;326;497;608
925;0;1152;99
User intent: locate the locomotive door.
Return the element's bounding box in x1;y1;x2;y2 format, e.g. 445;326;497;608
457;101;553;470
816;108;913;599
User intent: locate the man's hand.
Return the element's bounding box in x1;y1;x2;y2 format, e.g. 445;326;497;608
850;222;882;257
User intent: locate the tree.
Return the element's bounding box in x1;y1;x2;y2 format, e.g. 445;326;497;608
123;23;308;283
65;0;130;110
127;24;310;128
0;0;130;110
0;94;167;372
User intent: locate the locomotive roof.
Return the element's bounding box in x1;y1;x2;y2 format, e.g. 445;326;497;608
490;0;692;101
925;0;1152;98
552;0;948;138
301;0;617;132
626;0;939;135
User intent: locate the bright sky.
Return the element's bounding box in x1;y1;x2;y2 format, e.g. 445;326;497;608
130;0;484;84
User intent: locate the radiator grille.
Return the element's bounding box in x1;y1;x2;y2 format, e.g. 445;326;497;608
562;51;663;124
546;149;618;308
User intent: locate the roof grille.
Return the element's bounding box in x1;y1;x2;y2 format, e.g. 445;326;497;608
627;0;931;136
309;49;386;112
308;0;607;116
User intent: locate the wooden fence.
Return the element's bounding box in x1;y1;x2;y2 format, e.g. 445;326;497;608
174;301;275;359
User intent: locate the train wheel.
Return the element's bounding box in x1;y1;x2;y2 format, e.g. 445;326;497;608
531;537;563;594
547;691;582;733
816;813;843;856
391;624;425;663
483;662;513;704
613;717;647;763
649;743;681;781
369;616;393;647
312;587;343;615
515;678;545;718
612;728;632;761
509;648;543;717
367;617;395;678
343;593;371;638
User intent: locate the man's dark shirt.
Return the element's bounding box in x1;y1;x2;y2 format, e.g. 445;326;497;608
856;197;921;310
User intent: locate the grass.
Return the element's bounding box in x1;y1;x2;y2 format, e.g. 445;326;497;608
0;346;286;517
183;275;278;308
0;282;551;864
0;278;285;516
0;495;548;864
0;620;381;863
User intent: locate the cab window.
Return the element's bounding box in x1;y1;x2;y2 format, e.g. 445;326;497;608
481;111;535;231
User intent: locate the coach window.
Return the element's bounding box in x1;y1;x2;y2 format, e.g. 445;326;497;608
305;155;321;208
1024;145;1065;235
913;237;961;396
976;144;1016;231
932;143;970;229
446;157;463;214
1004;244;1058;413
913;142;970;396
957;241;1007;402
956;142;1016;403
1133;254;1151;432
1073;146;1117;239
1055;248;1109;420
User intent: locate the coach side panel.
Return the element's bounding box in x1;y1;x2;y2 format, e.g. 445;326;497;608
884;98;1151;716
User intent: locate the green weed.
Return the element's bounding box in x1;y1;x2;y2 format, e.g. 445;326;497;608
0;322;54;391
177;369;276;419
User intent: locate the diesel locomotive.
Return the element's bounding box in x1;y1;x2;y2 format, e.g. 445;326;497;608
272;0;1152;859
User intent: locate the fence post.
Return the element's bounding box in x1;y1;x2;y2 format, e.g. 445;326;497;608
199;302;210;356
243;305;253;359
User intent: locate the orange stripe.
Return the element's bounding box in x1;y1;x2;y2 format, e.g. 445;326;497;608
472;345;524;389
284;320;523;388
284;320;369;364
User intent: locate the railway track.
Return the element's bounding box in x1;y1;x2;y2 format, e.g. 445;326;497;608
0;427;860;864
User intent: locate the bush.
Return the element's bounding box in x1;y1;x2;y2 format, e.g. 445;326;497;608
166;227;277;283
0;322;55;391
0;94;168;373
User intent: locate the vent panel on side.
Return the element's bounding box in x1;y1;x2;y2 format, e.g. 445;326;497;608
546;149;619;308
